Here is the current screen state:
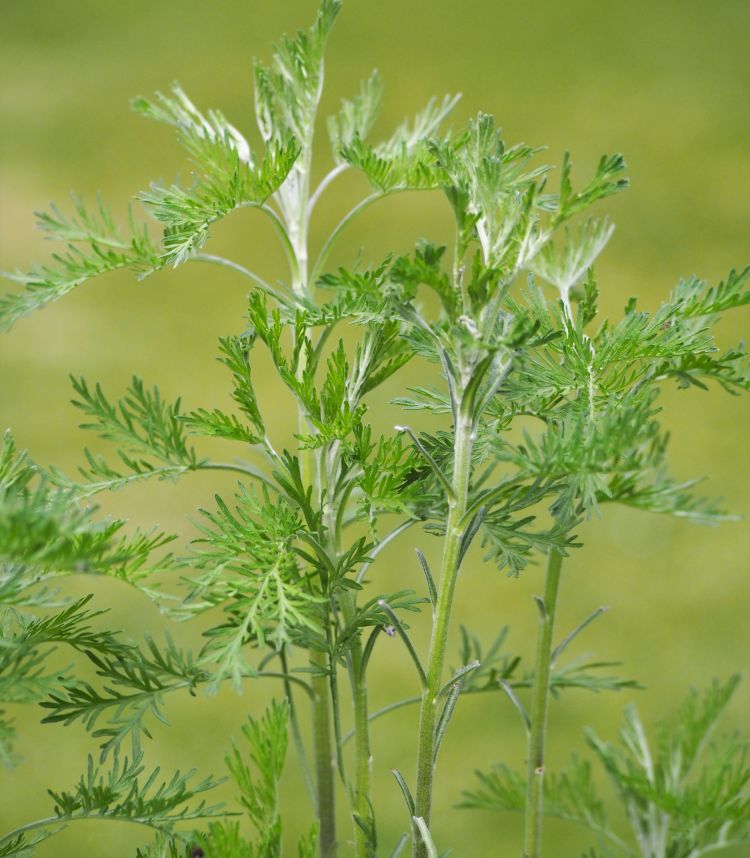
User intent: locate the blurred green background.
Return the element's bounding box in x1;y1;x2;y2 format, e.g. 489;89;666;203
1;0;749;855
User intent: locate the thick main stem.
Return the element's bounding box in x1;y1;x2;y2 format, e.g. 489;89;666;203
413;412;474;857
325;440;373;858
300;428;337;858
284;92;340;853
523;548;564;858
301;426;336;856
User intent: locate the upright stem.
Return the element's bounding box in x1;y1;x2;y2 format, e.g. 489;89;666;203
280;648;316;808
279;80;340;853
298;423;336;856
311;646;337;858
324;437;373;857
341;592;373;858
413;411;474;857
300;415;337;857
523;548;564;858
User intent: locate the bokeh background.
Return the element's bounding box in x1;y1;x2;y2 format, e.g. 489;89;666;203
1;0;749;855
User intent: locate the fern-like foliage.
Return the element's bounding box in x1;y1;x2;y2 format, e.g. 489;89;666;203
61;375;202;496
141;701;318;858
327;71;384;163
2;3;748;857
0;751;224;855
40;634;210;760
188;484;324;689
463;677;750;858
0;197;163;332
0;429;178;767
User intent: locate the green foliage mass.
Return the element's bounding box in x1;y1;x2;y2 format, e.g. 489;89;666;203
463;677;750;858
1;1;748;857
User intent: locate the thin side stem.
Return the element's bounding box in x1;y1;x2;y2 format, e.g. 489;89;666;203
311;191;385;285
310;186;432;285
237;200;300;279
192;254;291;307
342;695;422;745
200;461;275;488
0;812;198;847
413;412;474;857
308;163;349;218
356;520;415;583
256;670;314;698
523;548;564;858
279;648;317;809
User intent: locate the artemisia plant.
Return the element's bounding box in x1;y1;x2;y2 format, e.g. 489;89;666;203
1;3;748;857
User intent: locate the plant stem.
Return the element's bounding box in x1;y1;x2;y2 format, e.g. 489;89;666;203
193;253;291;306
282;85;341;854
342;591;374;858
323;435;374;857
279;648;316;808
310;187;431;285
523;548;564;858
300;422;337;857
311;647;337;858
413;411;474;857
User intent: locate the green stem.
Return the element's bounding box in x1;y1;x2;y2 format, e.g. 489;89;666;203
200;461;275;488
285;96;338;853
413;412;474;857
304;424;337;857
323;436;373;858
235;200;300;281
280;648;316;809
308;163;349;217
310;186;431;285
297;301;337;858
0;813;197;847
192;253;291;307
342;591;374;858
311;191;384;285
523;548;564;858
311;647;337;858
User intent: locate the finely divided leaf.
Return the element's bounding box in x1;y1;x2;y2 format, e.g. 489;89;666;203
1;199;162;331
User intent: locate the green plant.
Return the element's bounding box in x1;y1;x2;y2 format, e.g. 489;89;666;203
1;2;748;857
462;676;750;858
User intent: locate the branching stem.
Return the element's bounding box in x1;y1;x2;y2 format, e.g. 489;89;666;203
308;163;349;218
311;192;385;285
238;200;300;279
310;185;432;287
193;254;290;307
